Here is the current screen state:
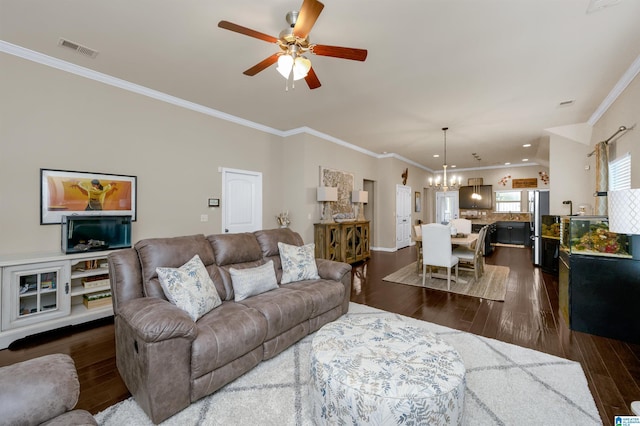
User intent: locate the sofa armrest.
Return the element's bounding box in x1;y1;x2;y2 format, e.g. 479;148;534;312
316;258;352;314
0;354;84;426
316;258;351;282
118;297;197;343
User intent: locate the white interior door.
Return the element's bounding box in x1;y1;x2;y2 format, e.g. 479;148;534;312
222;168;262;233
436;191;459;224
396;184;411;249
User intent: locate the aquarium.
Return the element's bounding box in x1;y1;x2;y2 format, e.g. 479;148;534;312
62;215;132;254
541;215;561;239
560;215;631;258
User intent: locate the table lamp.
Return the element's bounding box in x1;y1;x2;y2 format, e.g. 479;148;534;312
317;186;338;223
608;188;640;260
352;190;368;221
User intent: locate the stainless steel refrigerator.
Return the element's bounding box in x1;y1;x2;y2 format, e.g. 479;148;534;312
530;190;550;265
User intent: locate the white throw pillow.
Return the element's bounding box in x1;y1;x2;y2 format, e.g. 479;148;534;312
278;242;320;284
156;254;222;321
229;260;279;302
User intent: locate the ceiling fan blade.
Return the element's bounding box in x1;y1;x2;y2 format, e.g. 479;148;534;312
305;67;321;90
218;20;278;44
312;44;368;61
293;0;325;39
243;54;279;76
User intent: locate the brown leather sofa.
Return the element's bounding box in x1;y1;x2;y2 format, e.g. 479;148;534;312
0;353;98;425
108;228;352;424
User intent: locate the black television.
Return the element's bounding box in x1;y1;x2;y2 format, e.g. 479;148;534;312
62;215;132;254
459;185;493;209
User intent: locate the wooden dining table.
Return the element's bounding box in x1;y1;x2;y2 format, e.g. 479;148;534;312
413;233;479;275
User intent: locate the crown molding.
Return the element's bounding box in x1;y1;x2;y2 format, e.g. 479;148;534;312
588;53;640;125
1;41;394;164
4;40;631;172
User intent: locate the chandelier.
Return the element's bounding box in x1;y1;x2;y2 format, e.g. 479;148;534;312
429;127;461;191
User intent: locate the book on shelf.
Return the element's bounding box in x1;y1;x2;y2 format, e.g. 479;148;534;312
82;274;110;289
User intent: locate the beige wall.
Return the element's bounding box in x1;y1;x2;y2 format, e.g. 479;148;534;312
0;53;430;255
548;136;595;216
0;54;282;255
2;50;636;256
546;73;639;218
591;73;639;188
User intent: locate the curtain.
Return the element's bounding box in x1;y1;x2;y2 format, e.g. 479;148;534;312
595;141;608;216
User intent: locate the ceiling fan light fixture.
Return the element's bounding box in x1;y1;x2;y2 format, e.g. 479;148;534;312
276;54;294;78
292;56;311;80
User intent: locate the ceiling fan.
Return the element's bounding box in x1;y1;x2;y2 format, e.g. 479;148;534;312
218;0;367;89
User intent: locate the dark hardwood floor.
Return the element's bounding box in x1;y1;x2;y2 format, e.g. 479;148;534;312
0;245;638;424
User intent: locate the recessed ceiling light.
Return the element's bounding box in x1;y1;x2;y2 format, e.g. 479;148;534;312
451;165;456;168
433;154;440;158
505;162;511;165
523;144;531;148
522;158;529;162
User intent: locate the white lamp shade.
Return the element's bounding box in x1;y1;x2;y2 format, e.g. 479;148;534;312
276;54;294;78
292;57;311;81
352;190;368;203
317;186;338;202
608;189;640;234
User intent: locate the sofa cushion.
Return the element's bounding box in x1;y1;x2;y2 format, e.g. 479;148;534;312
237;287;313;340
156;255;222;321
282;279;345;317
207;233;263;266
229;260;279;302
191;302;267;377
278;242;320;284
135;235;216;299
254;228;304;257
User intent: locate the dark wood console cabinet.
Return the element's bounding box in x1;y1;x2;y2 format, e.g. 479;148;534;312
559;251;640;344
314;221;370;264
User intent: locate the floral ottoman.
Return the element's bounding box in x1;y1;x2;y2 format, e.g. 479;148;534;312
309;315;466;425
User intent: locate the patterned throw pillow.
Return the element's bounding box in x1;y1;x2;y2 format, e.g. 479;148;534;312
229;260;279;302
278;242;320;284
156;254;222;321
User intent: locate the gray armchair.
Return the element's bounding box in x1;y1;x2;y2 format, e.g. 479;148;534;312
0;353;97;426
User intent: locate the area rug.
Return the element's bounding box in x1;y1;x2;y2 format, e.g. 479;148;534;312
383;262;510;301
94;303;601;426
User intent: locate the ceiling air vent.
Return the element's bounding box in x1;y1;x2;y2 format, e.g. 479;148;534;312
58;38;98;58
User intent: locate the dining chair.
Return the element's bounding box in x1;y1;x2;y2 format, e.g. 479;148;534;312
413;225;423;274
453;225;487;281
450;218;472;235
421;223;459;290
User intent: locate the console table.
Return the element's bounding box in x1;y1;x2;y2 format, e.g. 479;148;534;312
314;221;370;264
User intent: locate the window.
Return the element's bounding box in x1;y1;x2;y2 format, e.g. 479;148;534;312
609;152;631;191
495;191;521;212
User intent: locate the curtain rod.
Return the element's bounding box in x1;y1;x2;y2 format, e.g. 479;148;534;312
587;125;630;157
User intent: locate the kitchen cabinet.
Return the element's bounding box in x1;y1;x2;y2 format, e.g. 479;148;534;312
496;221;530;246
459;185;493;209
